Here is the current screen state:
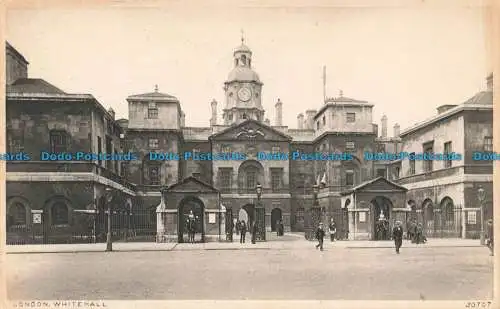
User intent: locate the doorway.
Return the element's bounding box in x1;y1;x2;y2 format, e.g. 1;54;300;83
371;196;393;240
271;208;282;232
178;197;205;243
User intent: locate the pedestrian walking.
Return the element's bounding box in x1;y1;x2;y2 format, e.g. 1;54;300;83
486;219;494;256
239;220;247;243
278;220;284;236
315;222;325;251
392;220;404;254
328;219;336;242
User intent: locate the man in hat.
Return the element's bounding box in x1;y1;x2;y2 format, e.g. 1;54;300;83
315;222;326;251
392;220;404;254
486;219;494;256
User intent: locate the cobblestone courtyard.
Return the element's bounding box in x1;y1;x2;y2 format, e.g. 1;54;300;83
6;244;493;300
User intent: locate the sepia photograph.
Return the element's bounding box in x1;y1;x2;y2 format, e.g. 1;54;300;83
1;0;497;307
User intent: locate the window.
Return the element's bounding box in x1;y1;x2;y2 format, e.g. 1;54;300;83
322;116;326;125
148;107;159;119
484;136;493;152
148;165;160;185
220;168;232;190
409;152;416;175
346;141;355;150
423;141;434;172
97;136;102;166
50;130;68;153
51;202;68;225
346;112;356;123
467;211;477;225
271;168;282;192
376;169;386;178
296;207;305;223
221;144;232;153
148;102;158;119
8;132;24;153
149;138;159;149
296;173;306;189
105;136;113;170
444;141;452;168
345;170;354;186
9;203;26;225
271;146;280;153
246;168;257;190
114;151;119;173
376;143;386;153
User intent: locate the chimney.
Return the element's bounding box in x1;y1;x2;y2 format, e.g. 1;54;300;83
297;113;304;129
487;73;493;91
264;118;270;125
393;123;400;137
180;111;185;127
210;99;217;126
381;115;388;138
275;98;283;126
305;110;317;130
108;108;115;120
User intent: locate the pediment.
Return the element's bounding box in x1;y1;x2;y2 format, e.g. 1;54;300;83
342;177;407;195
164;176;219;193
209;119;292;142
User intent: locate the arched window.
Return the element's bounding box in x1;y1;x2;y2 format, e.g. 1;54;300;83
10;202;27;225
241;55;247;65
51;202;69;225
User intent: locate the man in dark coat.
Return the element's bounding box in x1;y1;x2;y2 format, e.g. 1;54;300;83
239;220;247;243
315;222;325;251
486;219;494;256
392;220;404;254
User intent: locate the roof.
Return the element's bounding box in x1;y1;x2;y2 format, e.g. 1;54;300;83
400;90;493;137
340;177;408;195
6;42;29;64
127;91;178;101
7;78;66;94
315;96;373;120
234;43;252;54
163;176;219;193
227;67;261;83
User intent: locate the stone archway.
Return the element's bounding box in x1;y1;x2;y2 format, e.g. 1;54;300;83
178;196;205;243
239;204;255;230
370;196;393;240
271;208;282;232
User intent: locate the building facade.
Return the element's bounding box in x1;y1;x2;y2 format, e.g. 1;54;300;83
5;40;493;244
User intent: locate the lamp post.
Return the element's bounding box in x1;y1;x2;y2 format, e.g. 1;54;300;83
105;188;113;252
255;183;266;241
478;187;486;245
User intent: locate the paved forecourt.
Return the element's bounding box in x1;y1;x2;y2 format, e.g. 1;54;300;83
6;239;492;300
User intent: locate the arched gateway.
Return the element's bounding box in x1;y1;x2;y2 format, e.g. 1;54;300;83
178;197;205;243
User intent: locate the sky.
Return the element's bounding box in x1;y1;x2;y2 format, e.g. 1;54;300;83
6;2;489;134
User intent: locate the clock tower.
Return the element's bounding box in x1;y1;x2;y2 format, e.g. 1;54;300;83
222;36;265;125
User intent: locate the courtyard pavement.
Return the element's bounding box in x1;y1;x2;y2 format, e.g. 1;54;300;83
5;243;493;300
4;233;483;254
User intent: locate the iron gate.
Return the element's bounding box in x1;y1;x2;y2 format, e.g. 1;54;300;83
415;207;463;238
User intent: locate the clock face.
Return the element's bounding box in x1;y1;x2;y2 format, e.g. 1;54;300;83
238;87;252;102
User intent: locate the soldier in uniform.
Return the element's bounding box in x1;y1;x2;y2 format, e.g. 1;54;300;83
315;222;325;251
239;220;247;243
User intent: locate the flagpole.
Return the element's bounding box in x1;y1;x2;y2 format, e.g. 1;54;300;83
322;65;327;103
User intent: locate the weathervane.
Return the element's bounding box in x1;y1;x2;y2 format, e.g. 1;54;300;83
154;84;159;92
241;29;245;43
